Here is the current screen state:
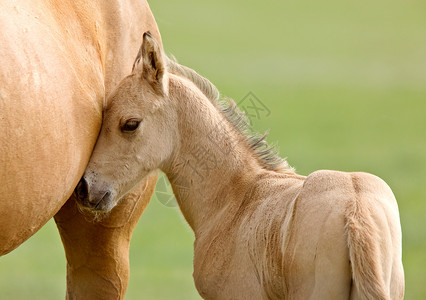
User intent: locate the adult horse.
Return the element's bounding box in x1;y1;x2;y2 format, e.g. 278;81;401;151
0;1;159;298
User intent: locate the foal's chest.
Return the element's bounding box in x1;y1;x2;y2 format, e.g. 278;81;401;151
193;232;264;299
192;216;287;299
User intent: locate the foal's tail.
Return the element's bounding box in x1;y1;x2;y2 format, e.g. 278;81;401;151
345;178;390;300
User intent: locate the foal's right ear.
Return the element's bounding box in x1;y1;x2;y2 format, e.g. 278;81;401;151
132;32;167;95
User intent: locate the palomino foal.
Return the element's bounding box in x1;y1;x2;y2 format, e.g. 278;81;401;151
76;32;404;299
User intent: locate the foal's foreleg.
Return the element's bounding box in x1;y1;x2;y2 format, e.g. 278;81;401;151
54;173;157;300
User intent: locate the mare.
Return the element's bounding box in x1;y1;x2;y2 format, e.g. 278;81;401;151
0;1;160;298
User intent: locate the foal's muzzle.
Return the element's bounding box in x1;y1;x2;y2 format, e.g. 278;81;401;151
75;178;89;202
75;176;114;211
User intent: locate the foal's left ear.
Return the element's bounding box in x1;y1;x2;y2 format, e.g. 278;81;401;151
132;31;167;95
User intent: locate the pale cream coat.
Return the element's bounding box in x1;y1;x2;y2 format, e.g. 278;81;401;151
79;33;404;299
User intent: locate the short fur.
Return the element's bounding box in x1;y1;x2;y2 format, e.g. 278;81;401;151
79;33;405;299
0;1;161;298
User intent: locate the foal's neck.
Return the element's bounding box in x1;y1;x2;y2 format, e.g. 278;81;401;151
162;76;262;233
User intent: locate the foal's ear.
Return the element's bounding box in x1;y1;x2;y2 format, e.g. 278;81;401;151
132;32;167;95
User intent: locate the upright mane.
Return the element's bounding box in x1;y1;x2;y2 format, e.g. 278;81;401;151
166;57;293;173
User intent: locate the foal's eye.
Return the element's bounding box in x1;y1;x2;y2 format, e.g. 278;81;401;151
121;118;142;132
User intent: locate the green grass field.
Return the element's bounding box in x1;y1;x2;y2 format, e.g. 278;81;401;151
1;0;425;299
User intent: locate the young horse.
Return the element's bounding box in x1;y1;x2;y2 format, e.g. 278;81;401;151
76;32;404;299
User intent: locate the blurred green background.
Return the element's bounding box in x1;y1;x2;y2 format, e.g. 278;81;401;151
1;0;425;299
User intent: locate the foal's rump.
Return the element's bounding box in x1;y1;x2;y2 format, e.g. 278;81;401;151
284;170;403;299
345;172;404;299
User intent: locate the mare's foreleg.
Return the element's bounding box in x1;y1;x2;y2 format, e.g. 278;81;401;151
54;173;157;300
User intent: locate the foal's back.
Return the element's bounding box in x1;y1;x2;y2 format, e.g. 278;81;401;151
193;170;403;299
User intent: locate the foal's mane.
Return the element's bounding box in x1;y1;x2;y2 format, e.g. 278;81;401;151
166;57;293;173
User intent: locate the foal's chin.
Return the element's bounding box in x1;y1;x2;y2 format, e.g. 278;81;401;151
75;195;119;222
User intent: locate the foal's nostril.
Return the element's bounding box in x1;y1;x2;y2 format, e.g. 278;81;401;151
75;178;88;201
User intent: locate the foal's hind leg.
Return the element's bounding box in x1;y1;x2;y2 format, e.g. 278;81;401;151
54;173;157;300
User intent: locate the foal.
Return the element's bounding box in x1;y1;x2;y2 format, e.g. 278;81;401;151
76;32;404;299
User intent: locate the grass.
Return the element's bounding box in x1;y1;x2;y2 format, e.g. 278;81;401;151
1;0;425;299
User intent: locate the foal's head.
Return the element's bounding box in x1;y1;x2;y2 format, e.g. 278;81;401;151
76;32;176;211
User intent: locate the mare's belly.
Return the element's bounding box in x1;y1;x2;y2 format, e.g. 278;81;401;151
0;2;104;254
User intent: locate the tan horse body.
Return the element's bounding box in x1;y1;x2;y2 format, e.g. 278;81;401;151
0;1;159;298
78;34;404;299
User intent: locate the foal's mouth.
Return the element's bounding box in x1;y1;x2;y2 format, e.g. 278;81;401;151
73;186;117;222
93;191;112;210
74;178;116;212
78;190;113;211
